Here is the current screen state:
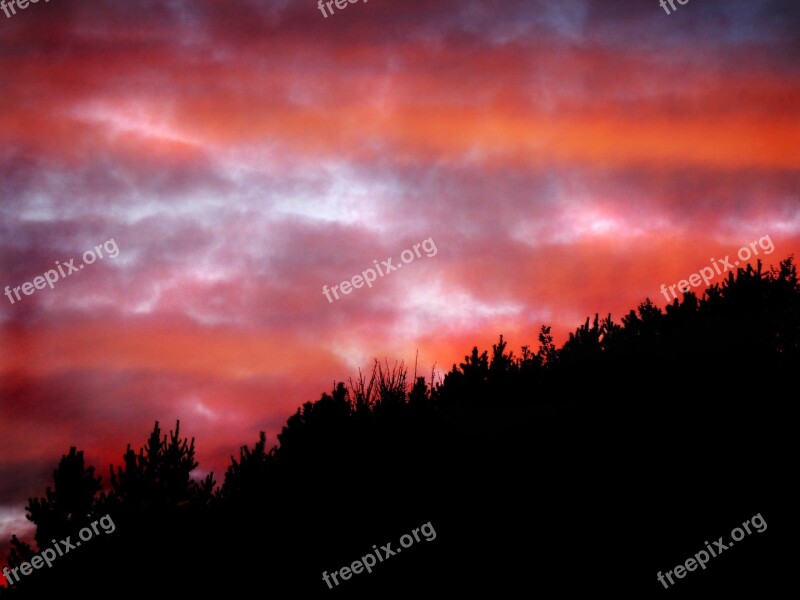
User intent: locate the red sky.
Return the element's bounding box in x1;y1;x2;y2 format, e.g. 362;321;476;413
1;0;799;566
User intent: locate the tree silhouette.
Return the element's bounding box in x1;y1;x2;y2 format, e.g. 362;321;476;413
2;256;796;597
25;448;102;549
103;420;213;517
218;431;274;506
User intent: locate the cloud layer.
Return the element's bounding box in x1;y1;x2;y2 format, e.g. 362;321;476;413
1;0;799;562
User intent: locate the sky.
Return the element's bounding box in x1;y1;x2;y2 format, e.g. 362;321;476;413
1;0;799;566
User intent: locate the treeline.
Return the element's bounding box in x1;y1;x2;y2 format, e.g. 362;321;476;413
1;257;797;597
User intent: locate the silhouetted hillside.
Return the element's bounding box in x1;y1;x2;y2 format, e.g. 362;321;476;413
2;258;796;597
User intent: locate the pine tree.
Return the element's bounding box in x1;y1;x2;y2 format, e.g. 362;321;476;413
25;447;102;549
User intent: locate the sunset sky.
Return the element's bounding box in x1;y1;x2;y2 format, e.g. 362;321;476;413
1;0;799;565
